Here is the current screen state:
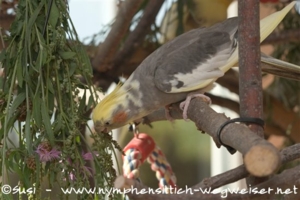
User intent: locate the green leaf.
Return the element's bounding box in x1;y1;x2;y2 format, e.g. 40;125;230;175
35;155;41;178
26;2;44;39
22;165;32;188
32;96;42;127
16;56;24;88
5;116;18;136
41;102;54;144
88;94;96;108
44;162;50;175
36;29;47;46
53;113;62;133
25;111;32;153
47;78;55;94
0;78;5;93
48;92;55;112
75;135;80;143
35;39;48;71
78;89;86;112
49;0;60;27
10;19;24;38
68;62;77;77
59;51;76;60
9;92;26;118
11;160;22;174
49;168;56;186
0;49;6;62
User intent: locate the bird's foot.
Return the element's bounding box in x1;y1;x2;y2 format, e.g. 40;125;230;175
165;105;174;121
180;93;211;121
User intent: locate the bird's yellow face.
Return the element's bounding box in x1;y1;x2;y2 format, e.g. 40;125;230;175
92;84;131;133
93;109;129;133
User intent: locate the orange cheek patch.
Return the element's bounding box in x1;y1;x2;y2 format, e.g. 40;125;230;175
112;112;128;123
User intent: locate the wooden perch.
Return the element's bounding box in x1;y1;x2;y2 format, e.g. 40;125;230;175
195;143;300;190
143;98;281;177
114;143;300;199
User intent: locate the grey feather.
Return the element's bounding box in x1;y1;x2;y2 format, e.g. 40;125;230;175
153;17;238;93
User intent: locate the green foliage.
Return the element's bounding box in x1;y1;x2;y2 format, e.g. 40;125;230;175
0;0;119;199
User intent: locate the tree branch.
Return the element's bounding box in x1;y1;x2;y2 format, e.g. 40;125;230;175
111;0;164;75
194;143;300;190
91;1;164;91
0;14;15;31
264;95;300;143
262;28;300;45
91;0;143;72
143;98;281;177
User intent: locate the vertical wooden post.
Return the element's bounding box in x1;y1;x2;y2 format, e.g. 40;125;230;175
238;0;266;185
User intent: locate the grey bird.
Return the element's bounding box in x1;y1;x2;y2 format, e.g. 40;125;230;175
92;2;299;133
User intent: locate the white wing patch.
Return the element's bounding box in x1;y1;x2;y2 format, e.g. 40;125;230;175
167;47;231;93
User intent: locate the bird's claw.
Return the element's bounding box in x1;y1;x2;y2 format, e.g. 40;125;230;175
165;105;174;121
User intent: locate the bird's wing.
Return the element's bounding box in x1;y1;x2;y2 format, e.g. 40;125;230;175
154;1;296;93
154;18;238;93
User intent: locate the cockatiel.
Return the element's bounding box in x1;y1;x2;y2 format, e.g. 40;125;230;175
93;2;298;133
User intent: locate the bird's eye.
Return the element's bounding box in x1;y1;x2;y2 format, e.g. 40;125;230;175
105;121;110;126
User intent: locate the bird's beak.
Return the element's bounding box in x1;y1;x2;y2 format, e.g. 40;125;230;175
101;127;109;134
95;126;110;134
94;121;109;134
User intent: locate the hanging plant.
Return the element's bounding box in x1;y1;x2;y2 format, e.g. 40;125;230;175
0;0;121;199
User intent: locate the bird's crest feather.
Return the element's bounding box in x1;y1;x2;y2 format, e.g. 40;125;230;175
92;83;129;121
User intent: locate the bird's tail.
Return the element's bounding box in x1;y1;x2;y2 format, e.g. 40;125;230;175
259;1;296;42
222;1;297;72
261;54;300;81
